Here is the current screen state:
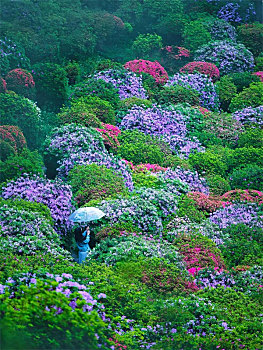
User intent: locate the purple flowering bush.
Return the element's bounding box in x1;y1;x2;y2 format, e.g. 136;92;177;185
194;40;255;75
120;105;205;158
232;106;263;128
1;175;74;234
209;203;263;229
93;69;148;100
165;73;219;111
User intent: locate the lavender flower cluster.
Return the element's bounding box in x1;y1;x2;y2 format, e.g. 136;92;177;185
194;40;255;76
57;150;134;191
0;271;106;314
93;69;148;100
134;187;178;218
1;175;75;234
232;106;263;128
217;2;256;23
165;73;219;111
209;203;263;229
120;105;205;158
203;18;237;41
44;123;105;159
158;168;209;194
0;205;72;258
98;197;163;235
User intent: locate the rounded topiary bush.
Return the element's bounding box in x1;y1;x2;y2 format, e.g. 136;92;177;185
124;59;168;84
227;71;260;92
229;164;263;191
182;20;211;52
229;82;263;112
238;128;263;148
5;68;35;99
69;78;120;109
155;85;200;106
237;23;263;57
180;62;220;82
0;125;27;153
132;33;163;59
194;40;254;75
68;164;127;207
0;93;41;149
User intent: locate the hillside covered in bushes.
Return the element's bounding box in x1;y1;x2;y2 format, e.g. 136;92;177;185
0;0;263;349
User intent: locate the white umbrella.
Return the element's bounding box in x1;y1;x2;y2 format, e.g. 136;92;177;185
69;207;105;223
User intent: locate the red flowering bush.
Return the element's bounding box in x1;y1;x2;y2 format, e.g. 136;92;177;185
5;68;35;98
175;234;225;275
124;59;168;84
0;77;7;93
0;125;27;153
108;337;127;350
221;189;263;205
180;62;220;82
96;124;121;150
194;106;212;117
187;191;223;213
160;46;191;73
253;71;263;82
132;163;168;173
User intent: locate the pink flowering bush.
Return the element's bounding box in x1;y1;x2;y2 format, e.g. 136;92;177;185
221;189;263;205
187;192;223;213
253;71;263;82
96;124;121;150
0;77;7;93
0;125;27;153
160;46;191;73
5;68;35;98
124;60;168;85
180;62;220;82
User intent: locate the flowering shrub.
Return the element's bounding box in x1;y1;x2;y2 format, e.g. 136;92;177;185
232;106;263;128
174;234;225;274
0;77;7;93
180;62;220;82
68;164;127;207
253;71;263;82
221;189;263;205
0;93;41;149
5;68;35;98
229;82;263;112
69;78;120;109
96;124;121;150
187;192;223;213
217;1;256;23
158;168;209;194
0;272;110;349
165;73;219;110
1;175;74;234
131;163;168;173
120;105;205;158
124;60;168;84
202;17;237;41
209;203;263;229
0;125;26;153
202;112;244;145
0;38;30;75
0;205;72;258
57;150;134;191
98;197;163;235
93;69;148;100
194;40;254;75
88;235;184;267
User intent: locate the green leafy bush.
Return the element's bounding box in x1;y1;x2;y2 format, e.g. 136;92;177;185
32;63;69;111
225;147;263;172
221;224;263;267
132;172;163;189
227;71;260;93
132;33;163;59
215;75;237;111
237;22;263;56
183;20;211;52
68;164;127;207
206;175;231;196
117;130;172;165
189;151;227;176
177;196;206;223
0;93;41;149
238;128;263;148
155;85;200;106
0;141;16;161
229;164;263;191
229;82;263;112
58;99;102;128
65;61;81;85
71;96;115;125
0;149;44;183
69;78;120;109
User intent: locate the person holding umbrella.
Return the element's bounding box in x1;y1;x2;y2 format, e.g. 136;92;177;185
69;207;105;264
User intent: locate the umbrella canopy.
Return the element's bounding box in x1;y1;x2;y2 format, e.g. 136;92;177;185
69;207;105;223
